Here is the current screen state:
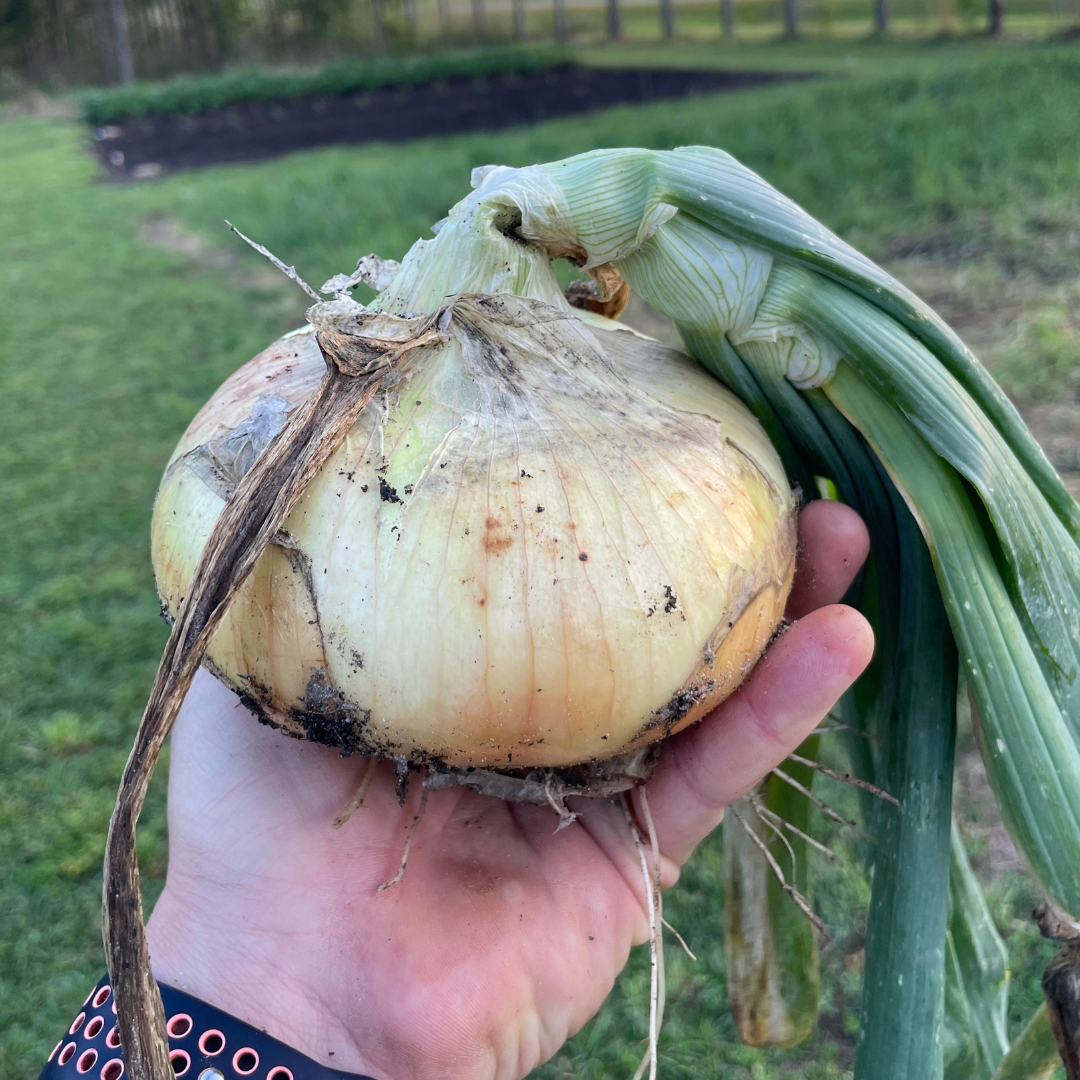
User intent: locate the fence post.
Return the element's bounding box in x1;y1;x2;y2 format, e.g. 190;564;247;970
553;0;568;41
108;0;135;83
91;0;119;82
606;0;622;38
513;0;528;38
782;0;797;36
473;0;488;35
987;0;1003;33
660;0;676;37
874;0;890;31
721;0;734;36
371;0;386;48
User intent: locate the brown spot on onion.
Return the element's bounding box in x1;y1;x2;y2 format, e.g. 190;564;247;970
483;517;514;554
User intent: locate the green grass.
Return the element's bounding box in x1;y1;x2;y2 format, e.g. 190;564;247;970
2;37;1078;1080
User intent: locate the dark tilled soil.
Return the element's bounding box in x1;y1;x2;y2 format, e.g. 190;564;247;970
91;65;806;177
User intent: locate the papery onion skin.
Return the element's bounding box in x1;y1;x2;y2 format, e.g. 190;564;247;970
152;298;795;768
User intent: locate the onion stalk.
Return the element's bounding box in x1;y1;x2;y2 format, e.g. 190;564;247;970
105;146;1080;1078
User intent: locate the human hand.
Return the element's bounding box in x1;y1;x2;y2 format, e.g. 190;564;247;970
146;500;872;1080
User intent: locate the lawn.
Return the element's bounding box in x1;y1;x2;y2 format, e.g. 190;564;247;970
2;37;1079;1080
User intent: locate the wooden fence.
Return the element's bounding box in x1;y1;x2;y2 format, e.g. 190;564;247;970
1;0;1072;90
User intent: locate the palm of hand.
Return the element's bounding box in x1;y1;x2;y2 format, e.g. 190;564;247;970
147;502;872;1080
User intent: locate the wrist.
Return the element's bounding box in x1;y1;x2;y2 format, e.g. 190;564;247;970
147;878;384;1078
40;974;377;1080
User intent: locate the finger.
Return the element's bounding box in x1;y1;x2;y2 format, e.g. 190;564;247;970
786;500;870;620
646;603;874;866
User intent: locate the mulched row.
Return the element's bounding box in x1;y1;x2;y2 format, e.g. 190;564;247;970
90;64;808;177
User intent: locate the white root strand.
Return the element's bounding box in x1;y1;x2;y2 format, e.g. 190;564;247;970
770;765;860;830
749;793;798;871
661;919;697;962
377;783;429;892
332;756;379;829
786;752;899;805
625;788;664;1080
749;793;841;864
639;787;665;1080
729;804;827;938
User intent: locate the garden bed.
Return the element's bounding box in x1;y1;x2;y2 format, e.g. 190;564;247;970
89;64;806;177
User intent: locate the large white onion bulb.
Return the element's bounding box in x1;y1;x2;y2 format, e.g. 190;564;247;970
151;165;796;770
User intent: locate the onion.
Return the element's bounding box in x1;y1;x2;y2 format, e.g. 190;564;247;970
152;290;794;768
115;160;798;1080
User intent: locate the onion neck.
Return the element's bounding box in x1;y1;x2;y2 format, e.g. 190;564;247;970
373;183;570;317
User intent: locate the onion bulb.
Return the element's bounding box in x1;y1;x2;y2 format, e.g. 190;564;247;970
150;169;796;771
